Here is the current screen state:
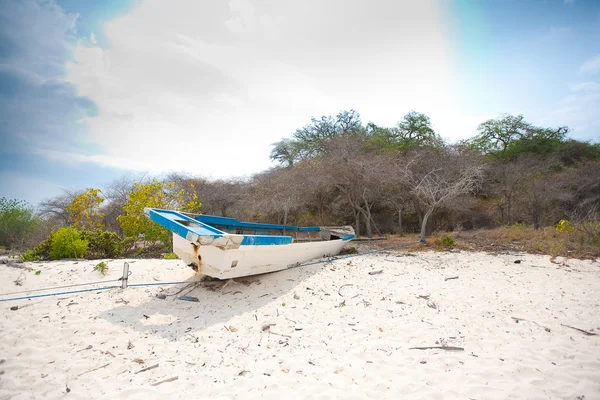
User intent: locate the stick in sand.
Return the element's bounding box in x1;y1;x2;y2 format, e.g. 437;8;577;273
135;363;159;374
151;376;178;386
561;324;597;336
409;346;464;351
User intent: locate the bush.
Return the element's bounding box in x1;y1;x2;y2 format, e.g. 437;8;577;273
163;252;179;259
94;261;108;276
81;229;126;259
49;227;88;259
0;198;38;249
442;236;455;248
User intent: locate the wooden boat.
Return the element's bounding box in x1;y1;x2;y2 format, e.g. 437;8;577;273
145;208;354;279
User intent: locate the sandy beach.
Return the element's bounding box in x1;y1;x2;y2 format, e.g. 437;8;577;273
1;250;599;399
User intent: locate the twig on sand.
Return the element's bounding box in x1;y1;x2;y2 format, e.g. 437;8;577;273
270;331;292;338
151;376;178;386
512;317;551;332
561;324;597;336
368;270;383;275
338;284;353;297
79;363;110;376
444;276;459;281
409;346;464;351
135;363;159;374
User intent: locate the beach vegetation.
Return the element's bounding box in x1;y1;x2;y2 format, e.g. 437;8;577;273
0;198;38;249
93;261;108;276
49;227;88;259
66;188;105;229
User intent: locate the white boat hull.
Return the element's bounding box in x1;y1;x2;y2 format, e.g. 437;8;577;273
173;233;349;279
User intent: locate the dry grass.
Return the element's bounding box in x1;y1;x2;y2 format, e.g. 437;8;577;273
354;225;599;260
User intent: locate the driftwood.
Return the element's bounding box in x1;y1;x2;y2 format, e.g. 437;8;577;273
135;363;159;374
79;363;110;376
151;376;178;386
561;324;597;336
512;317;551;332
409;346;464;351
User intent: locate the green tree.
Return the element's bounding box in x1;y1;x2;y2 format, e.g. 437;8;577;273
0;198;38;249
369;111;442;152
271;110;365;164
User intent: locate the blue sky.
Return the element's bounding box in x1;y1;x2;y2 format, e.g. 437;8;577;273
1;0;599;206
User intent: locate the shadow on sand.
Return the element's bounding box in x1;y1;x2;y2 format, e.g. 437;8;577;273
98;261;327;341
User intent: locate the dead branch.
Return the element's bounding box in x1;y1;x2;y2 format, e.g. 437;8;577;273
135;363;159;374
561;324;597;336
151;376;178;386
409;346;464;351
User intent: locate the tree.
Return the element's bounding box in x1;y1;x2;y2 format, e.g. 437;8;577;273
401;147;484;241
270;109;365;164
0;198;38;249
319;136;387;237
38;190;78;226
469;114;569;159
66;188;105;230
117;180;180;245
370;111;442;152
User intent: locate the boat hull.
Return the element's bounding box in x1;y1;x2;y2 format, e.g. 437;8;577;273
173;233;349;279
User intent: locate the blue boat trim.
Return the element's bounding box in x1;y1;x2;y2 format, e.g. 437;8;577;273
196;215;320;233
146;208;294;246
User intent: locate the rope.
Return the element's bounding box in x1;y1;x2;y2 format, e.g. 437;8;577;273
0;281;188;303
0;279;122;297
0;240;422;303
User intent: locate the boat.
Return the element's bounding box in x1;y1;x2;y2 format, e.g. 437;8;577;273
144;208;355;279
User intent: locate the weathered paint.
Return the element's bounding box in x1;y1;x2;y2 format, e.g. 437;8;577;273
147;207;355;279
172;233;351;279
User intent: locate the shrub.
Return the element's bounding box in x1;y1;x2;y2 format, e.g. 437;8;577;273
339;247;358;255
94;261;108;276
163;252;179;259
49;227;88;259
80;229;126;259
20;249;40;262
0;198;38;249
442;236;455;248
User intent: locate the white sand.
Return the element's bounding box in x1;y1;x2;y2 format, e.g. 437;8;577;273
1;251;599;399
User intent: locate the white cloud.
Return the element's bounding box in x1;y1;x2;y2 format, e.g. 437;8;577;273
551;79;600;139
579;54;600;75
569;81;600;92
65;0;470;178
90;32;97;44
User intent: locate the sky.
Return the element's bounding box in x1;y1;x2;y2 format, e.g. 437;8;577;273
1;0;599;206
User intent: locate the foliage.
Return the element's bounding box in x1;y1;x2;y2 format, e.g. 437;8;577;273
339;247;358;255
94;261;108;276
467;114;568;159
441;236;455;248
20;249;40;262
80;229;126;259
556;219;574;232
66;188;105;229
163;252;179;259
0;198;38;249
118;180;172;243
270;110;364;163
49;227;88;260
369;111;443;152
